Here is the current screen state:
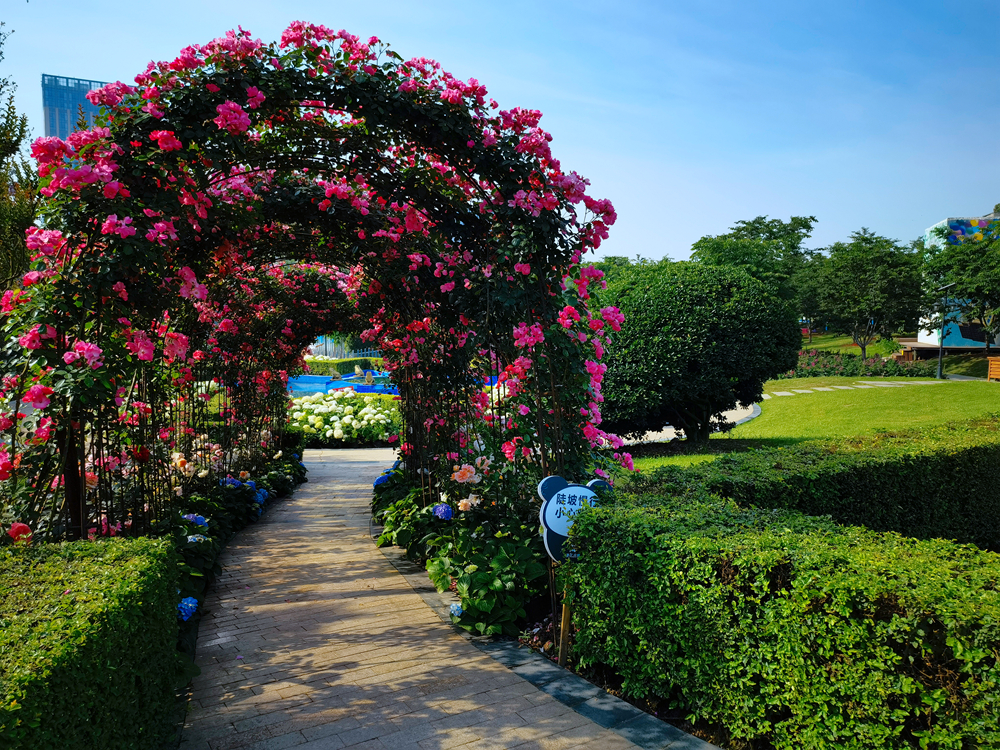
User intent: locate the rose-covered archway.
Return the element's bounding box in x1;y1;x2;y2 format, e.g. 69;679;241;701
0;24;628;548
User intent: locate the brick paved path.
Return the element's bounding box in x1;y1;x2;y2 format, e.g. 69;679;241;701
178;449;640;750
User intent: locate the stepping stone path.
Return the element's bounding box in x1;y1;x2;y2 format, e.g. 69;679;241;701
763;380;946;399
179;448;713;750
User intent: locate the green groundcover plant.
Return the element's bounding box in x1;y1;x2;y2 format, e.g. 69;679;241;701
566;496;1000;750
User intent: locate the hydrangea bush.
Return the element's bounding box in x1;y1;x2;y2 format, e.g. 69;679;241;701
289;391;401;446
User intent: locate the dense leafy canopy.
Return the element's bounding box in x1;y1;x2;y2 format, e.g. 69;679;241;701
690;214;816;302
925;213;1000;353
819;229;921;359
600;261;799;441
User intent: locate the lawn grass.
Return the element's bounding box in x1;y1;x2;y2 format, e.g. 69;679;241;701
799;333;903;356
943;353;990;378
629;377;1000;472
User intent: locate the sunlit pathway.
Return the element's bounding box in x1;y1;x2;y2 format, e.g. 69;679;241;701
177;449;642;750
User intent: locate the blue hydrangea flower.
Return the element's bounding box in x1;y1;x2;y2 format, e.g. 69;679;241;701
246;480;257;491
432;503;453;520
373;474;389;488
182;513;208;528
177;597;198;621
222;477;242;488
449;603;463;617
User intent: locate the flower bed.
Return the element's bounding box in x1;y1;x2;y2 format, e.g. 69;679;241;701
0;451;308;748
288;391;401;447
778;350;936;378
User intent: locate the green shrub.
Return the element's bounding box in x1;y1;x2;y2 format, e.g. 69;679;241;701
0;539;179;749
567;499;1000;749
625;416;1000;550
304;357;384;377
779;350;937;378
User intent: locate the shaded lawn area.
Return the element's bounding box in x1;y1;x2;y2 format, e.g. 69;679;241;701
630;377;1000;471
943;353;990;378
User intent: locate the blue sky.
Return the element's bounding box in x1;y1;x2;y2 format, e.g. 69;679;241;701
1;0;997;259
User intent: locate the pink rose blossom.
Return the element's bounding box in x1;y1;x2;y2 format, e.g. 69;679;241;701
73;341;104;369
214;101;252;134
24;385;55;409
18;326;42;350
246;86;266;109
150;130;183;151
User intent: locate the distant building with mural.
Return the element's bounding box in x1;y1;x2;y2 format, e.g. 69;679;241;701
41;74;107;140
917;209;1000;350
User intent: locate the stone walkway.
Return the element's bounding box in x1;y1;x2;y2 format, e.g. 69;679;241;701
177;449;653;750
762;379;944;399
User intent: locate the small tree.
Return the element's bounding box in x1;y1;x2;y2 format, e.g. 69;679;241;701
820;229;922;360
601;261;800;442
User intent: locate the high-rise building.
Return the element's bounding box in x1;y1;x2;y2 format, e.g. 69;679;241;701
41;74;107;140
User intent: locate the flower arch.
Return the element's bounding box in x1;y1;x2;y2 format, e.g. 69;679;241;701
0;24;627;541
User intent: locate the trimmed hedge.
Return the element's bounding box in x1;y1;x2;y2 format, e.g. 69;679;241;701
567;498;1000;749
778;350;937;379
624;416;1000;550
0;539;179;749
304;357;384;377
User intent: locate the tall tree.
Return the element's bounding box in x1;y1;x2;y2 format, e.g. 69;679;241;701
690;214;817;302
0;23;38;290
820;229;922;360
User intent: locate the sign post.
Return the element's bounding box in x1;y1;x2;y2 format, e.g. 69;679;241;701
537;476;610;666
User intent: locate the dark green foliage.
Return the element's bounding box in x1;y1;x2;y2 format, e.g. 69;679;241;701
691;215;817;302
0;539;179;749
567;500;1000;749
374;477;548;637
778;350;937;378
602;261;800;441
624;416;1000;550
305;357;384;376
